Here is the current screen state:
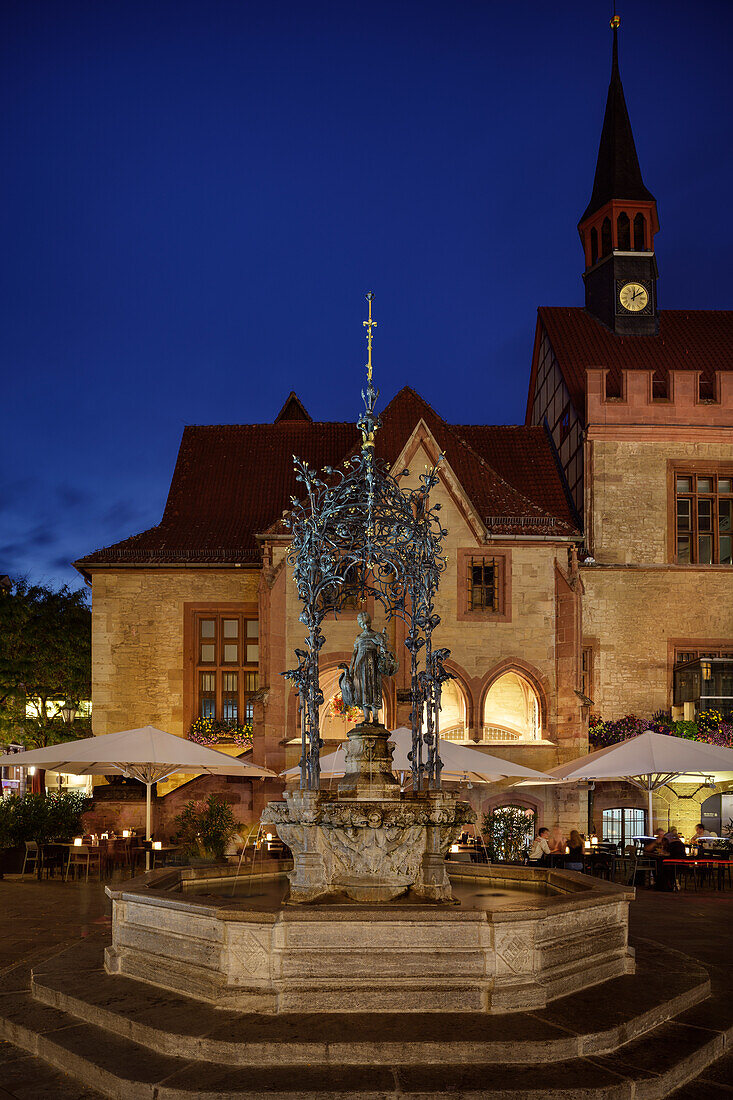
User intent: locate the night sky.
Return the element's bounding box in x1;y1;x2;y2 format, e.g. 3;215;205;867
1;0;731;591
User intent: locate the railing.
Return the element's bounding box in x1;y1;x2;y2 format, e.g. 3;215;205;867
439;725;527;743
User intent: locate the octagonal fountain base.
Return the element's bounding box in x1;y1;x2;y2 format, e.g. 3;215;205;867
104;862;635;1014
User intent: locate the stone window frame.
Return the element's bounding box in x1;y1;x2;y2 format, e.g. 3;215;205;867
456;548;511;623
666;636;733;707
580;644;595;702
667;461;733;566
183;602;259;733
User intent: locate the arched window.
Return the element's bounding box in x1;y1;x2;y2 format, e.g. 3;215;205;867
617;212;631;250
436;678;468;741
602;807;646;846
601;217;612;257
483;672;541;741
318;667;387;740
590;227;598;264
633;213;646;251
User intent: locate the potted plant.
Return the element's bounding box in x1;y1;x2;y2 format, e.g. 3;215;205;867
174;794;237;864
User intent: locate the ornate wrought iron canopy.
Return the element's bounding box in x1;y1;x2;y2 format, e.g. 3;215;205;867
283;294;451;792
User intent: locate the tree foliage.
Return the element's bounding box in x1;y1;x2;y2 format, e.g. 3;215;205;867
0;579;91;749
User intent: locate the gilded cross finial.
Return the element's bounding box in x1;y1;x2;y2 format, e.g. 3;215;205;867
363;292;377;385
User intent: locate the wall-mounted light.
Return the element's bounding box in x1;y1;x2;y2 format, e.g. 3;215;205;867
60;700;77;724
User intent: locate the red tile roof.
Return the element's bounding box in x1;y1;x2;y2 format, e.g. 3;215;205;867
538;307;733;419
75;388;579;571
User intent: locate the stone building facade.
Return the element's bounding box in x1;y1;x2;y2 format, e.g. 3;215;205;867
75;26;732;844
77;389;587;836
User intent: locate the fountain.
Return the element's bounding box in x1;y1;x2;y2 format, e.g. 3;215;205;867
105;295;635;1014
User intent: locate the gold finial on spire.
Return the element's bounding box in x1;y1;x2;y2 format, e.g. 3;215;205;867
363;291;377;384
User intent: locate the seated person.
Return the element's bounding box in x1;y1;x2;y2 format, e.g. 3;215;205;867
528;827;552;865
548;825;566;853
644;829;666;855
664;827;687;860
565;829;584;872
691;822;717;847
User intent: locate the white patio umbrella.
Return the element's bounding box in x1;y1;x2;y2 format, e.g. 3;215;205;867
0;725;276;865
282;726;550;784
544;731;733;829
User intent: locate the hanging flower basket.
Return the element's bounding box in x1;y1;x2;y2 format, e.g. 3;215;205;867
327;692;362;724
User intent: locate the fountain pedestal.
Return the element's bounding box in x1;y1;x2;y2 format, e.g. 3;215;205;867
262;722;475;903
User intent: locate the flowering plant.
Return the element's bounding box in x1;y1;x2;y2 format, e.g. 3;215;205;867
588;713;646;748
188;717;253;748
588;709;733;749
327;692;361;724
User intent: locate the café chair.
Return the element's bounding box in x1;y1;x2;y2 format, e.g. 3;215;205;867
21;841;41;878
65;843;102;882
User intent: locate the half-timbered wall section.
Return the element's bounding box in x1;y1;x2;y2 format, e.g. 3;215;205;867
528;329;583;517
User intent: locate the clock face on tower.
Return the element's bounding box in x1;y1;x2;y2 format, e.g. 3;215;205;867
618;281;649;313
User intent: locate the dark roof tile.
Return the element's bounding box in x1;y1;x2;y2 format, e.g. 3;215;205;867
538;307;733;418
76;388;579;570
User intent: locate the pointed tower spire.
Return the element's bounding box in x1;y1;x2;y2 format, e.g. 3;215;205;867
581;21;655;222
578;14;660;336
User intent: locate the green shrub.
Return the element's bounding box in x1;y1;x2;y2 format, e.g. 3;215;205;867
3;791;86;845
174;795;237;862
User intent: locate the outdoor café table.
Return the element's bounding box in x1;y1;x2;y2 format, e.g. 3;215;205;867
40;843;67;878
584;850;616;880
663;859;733;891
150;845;181;869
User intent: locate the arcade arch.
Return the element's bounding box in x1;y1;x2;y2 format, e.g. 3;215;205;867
482;671;541;741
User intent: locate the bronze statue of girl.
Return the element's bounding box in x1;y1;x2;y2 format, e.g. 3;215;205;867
339;611;398;725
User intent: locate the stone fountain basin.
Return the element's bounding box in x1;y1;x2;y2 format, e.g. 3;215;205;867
105;862;634;1014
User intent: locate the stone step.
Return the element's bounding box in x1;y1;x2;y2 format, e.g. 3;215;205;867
22;937;710;1067
0;986;730;1100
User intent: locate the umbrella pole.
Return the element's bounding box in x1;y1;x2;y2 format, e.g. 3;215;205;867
146;782;152;872
647;780;654;835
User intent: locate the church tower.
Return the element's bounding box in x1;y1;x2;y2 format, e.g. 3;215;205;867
578;18;660;335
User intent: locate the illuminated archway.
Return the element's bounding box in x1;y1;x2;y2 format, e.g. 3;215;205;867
436;678;468;741
319;666;388;741
483;671;541;741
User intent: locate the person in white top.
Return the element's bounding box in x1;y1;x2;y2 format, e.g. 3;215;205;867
529;828;552;864
691;823;718;846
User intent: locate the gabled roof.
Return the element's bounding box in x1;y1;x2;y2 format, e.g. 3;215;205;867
580;28;655;224
75;387;579;572
274;391;312;423
536;307;733;420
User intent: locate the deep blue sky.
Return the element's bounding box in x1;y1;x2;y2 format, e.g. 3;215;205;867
1;0;730;590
